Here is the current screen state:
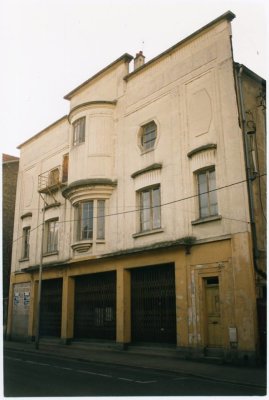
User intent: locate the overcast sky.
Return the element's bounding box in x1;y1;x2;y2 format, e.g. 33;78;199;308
1;0;267;157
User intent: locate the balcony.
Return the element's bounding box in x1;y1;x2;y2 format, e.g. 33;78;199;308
38;165;67;194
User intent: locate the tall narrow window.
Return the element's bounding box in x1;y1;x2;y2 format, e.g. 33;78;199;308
45;219;59;253
73;117;86;146
141;121;157;151
62;154;69;183
48;167;60;187
140;186;161;232
22;227;30;259
197;168;218;218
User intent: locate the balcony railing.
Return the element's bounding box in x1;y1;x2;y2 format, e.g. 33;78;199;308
38;165;67;193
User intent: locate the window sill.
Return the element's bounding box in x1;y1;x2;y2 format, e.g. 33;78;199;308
133;228;164;238
19;257;29;263
191;215;222;225
140;149;155;156
42;251;59;257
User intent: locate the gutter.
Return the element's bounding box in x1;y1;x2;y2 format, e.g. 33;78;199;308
235;64;266;280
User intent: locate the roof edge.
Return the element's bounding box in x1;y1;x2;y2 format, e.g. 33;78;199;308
234;62;266;85
17;115;68;149
64;53;133;100
125;10;236;81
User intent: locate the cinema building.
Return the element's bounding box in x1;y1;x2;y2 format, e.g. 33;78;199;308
7;11;266;363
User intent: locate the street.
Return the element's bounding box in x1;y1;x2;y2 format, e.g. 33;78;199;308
4;348;265;397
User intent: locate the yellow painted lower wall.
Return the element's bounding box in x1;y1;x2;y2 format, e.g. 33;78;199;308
7;232;258;361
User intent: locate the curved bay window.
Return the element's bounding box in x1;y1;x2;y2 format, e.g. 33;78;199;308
76;200;105;242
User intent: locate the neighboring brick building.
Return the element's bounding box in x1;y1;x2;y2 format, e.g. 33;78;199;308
2;154;19;334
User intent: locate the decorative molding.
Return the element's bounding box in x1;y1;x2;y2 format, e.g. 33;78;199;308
44;202;61;211
191;214;222;225
132;228;164;238
71;242;92;253
187;143;217;158
68;100;117;122
131;163;162;179
62;178;117;204
21;212;32;219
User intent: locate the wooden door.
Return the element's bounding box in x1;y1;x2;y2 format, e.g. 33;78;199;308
205;277;222;347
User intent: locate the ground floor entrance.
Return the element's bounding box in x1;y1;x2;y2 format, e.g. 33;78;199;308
74;271;116;340
204;276;222;347
131;263;176;344
7;233;259;363
40;278;62;337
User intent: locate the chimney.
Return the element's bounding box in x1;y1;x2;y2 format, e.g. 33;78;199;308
134;51;145;70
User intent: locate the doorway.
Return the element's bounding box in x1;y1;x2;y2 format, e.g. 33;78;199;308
131;264;176;344
204;276;222;347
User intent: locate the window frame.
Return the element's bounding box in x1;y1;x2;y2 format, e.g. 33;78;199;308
22;226;30;259
73;117;86;146
139;121;157;152
197;167;218;219
138;185;161;233
75;199;106;242
44;218;59;254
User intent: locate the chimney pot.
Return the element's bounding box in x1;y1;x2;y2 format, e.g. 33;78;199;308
134;51;145;70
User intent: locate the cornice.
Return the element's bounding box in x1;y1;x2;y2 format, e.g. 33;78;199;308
131;163;162;179
68;100;117;122
187;143;217;158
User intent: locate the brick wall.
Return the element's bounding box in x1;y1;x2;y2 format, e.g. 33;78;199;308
2;155;19;327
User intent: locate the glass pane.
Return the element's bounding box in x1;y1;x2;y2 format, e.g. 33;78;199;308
152;188;161;228
198;172;207;195
47;221;59;252
199;193;209;218
23;228;30;258
141;191;151;231
209;170;218;215
142;122;156;150
81;201;93;240
97;200;105;240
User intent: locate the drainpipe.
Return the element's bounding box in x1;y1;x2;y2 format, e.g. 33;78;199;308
235;64;266;280
35;195;46;349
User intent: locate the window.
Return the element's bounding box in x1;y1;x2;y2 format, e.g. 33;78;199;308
141;121;157;151
22;227;30;259
139;186;161;232
197;168;218;218
45;219;59;253
62;154;69;183
48;167;60;187
76;200;105;241
73;117;86;146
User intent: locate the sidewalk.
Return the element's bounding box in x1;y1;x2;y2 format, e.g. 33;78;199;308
4;339;266;389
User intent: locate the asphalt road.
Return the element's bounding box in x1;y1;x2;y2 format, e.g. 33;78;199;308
4;348;266;397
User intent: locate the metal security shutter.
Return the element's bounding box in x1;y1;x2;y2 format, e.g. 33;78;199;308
74;271;116;340
131;264;176;344
40;278;63;337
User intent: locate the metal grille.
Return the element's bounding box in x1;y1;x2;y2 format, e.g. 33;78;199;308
74;271;116;340
40;278;63;337
131;264;176;344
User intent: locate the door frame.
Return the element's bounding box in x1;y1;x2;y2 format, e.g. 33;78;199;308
203;275;222;348
197;271;223;349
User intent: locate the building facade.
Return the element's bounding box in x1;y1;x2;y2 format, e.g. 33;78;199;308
7;11;266;363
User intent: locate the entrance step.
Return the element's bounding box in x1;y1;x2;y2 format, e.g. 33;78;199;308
204;347;224;357
127;344;178;358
